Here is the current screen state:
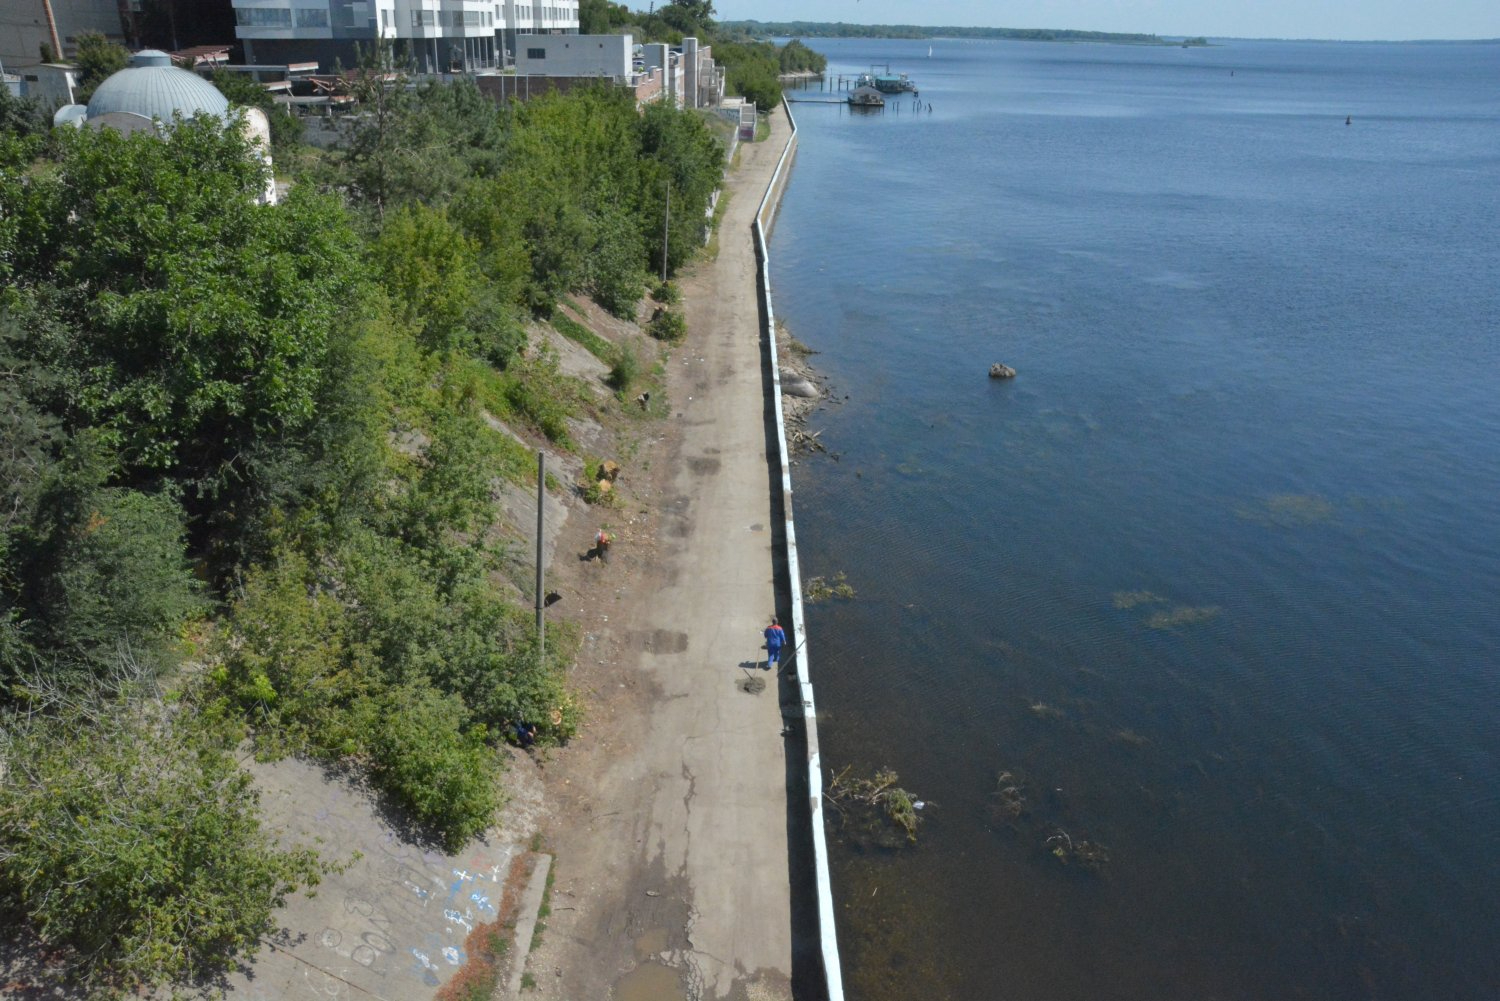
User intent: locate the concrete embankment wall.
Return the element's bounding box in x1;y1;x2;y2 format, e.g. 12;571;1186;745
752;102;846;1001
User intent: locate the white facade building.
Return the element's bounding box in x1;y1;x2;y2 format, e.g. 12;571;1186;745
230;0;578;73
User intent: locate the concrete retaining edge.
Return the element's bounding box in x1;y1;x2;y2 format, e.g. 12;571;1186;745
751;101;846;1001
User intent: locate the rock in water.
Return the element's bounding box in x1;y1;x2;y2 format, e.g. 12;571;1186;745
782;376;820;399
989;363;1017;379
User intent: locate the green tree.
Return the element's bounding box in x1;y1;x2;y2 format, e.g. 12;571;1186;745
0;87;46;139
714;40;783;109
22;453;205;674
71;32;129;105
658;0;715;37
372;203;482;354
211;68;305;159
7;119;367;506
579;0;632;33
0;671;328;992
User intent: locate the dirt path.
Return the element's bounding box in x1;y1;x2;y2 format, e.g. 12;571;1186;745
520;113;796;1001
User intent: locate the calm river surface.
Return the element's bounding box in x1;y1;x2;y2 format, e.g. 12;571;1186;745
769;36;1500;1001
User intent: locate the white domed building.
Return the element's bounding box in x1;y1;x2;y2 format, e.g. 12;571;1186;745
53;50;278;204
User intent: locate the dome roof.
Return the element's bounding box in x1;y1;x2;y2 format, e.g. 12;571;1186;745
86;50;229;124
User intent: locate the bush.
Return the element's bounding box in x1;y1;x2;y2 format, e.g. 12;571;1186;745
499;347;578;444
218;549;370;756
607;343;641;393
648;307;686;343
20;440;205;675
653;279;681;305
366;680;500;851
0;672;327;992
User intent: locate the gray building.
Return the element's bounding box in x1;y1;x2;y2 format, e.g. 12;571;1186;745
513;32;628;79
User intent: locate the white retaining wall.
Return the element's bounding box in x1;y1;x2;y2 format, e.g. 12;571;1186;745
752;101;845;1001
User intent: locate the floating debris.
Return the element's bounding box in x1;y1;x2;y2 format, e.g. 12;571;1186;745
992;770;1028;819
1028;702;1065;720
805;572;855;602
1044;827;1111;872
827;766;924;846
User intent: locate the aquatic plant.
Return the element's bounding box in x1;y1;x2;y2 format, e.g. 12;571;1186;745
1044;827;1111;872
992;770;1028;819
805;572;855;602
1145;605;1221;629
827;765;923;844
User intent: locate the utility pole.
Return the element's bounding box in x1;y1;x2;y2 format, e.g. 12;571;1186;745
661;181;670;283
535;450;545;666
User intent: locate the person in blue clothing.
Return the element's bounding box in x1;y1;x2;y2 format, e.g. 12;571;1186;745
764;616;786;671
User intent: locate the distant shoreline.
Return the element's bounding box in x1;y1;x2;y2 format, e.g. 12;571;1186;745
721;21;1208;46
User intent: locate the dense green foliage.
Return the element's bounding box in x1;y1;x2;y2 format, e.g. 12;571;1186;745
0;672;326;992
71;32;130;105
580;0;635;34
211;68;305;158
779;39;828;74
0;87;46;138
1;59;725;990
711;40;785;110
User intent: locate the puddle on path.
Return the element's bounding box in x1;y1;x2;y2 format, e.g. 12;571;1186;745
615;960;686;1001
633;927;669;960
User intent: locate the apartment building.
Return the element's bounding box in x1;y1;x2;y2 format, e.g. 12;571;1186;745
230;0;578;73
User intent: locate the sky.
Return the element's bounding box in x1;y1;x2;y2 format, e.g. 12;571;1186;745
709;0;1500;41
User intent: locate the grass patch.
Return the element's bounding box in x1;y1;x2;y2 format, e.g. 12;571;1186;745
459;349;582;448
705;187;733;258
529;863;556;954
551;309;615;363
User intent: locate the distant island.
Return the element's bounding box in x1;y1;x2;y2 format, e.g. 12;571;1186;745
720;21;1209;45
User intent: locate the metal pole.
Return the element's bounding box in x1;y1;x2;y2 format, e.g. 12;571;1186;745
535;450;545;665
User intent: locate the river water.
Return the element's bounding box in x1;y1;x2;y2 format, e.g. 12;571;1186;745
769;36;1500;1001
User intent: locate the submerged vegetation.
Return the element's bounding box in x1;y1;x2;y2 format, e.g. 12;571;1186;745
805;571;856;602
990;769;1112;874
827;766;924;845
0;40;728;991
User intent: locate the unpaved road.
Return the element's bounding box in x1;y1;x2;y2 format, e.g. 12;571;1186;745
521;112;799;1001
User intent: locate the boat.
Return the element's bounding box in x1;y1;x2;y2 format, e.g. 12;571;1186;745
847;84;885;108
869;64;918;94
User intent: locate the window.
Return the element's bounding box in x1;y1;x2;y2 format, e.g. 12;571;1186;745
236;7;293;27
464;10;482;24
294;7;329;27
527;47;545;59
381;9;390;26
411;9;435;25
